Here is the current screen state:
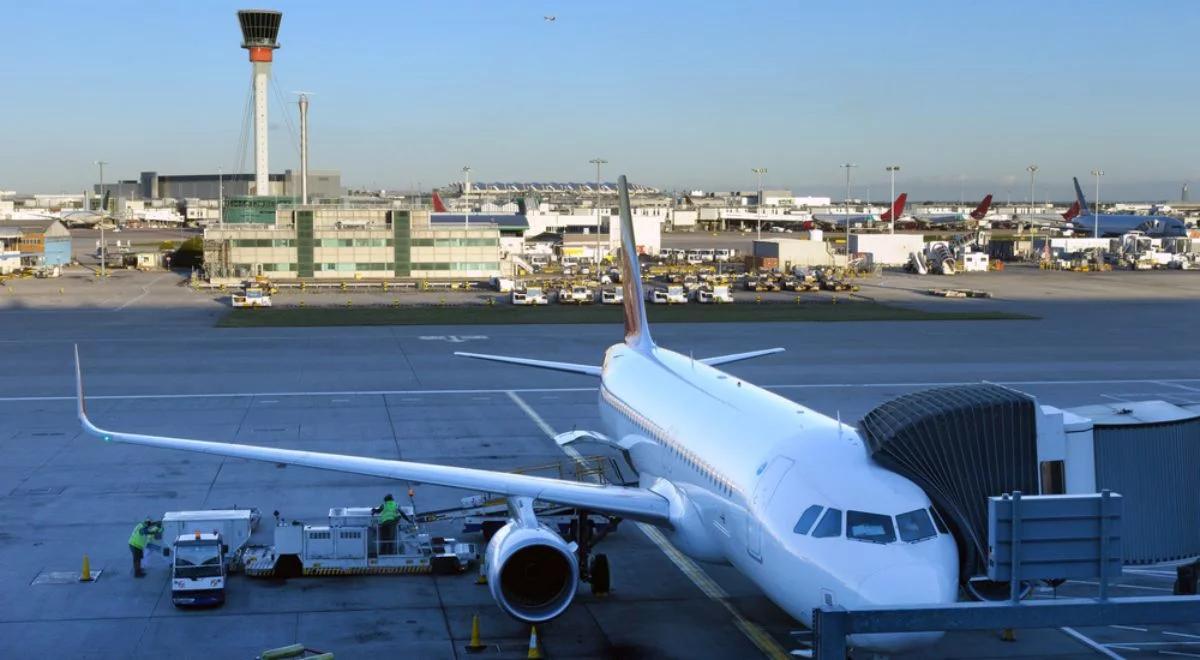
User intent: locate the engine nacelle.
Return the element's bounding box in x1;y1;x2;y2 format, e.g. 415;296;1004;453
485;519;579;623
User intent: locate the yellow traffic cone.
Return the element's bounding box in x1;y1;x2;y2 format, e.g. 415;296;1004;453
79;554;92;582
526;625;543;659
465;613;485;653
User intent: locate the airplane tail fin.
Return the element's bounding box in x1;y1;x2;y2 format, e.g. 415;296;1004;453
617;175;653;353
969;194;993;220
880;193;907;222
432;191;448;213
1062;201;1081;221
1072;177;1090;214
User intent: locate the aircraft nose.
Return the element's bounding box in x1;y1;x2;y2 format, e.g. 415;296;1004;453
846;563;954;652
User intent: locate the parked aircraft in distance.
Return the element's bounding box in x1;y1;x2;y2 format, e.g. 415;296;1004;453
1070;177;1187;237
910;194;993;227
1014;201;1080;231
76;176;958;654
812;193;908;229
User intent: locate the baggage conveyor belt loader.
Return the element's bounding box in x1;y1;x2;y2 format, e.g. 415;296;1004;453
244;506;478;578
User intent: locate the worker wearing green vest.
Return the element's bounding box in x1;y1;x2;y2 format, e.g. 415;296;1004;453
129;518;162;577
372;494;400;555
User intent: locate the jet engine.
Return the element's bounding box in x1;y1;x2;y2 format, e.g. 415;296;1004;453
485;519;579;623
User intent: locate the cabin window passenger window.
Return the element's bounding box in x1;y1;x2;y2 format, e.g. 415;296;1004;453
846;511;896;544
793;505;824;535
811;508;842;538
896;509;937;543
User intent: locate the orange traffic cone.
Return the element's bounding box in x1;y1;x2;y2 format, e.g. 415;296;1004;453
526;625;543;659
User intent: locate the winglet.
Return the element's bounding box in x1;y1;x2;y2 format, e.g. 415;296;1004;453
74;344;101;437
617;176;653;353
970;194;993;220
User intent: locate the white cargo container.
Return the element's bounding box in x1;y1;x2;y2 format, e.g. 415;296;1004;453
156;509;258;562
849;234;926;266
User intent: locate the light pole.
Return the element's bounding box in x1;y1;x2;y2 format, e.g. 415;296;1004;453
462;166;471;228
95;160;108;277
752;167;767;239
840;163;858;252
1025;165;1038;236
1091;169;1104;238
590;158;607;266
885;165;900;234
218;167;224;227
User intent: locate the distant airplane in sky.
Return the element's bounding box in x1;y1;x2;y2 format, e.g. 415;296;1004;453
544;15;556;22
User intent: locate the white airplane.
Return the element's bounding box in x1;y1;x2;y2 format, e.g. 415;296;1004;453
75;175;958;653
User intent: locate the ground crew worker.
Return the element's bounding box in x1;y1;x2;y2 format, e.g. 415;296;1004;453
129;518;162;577
372;494;400;555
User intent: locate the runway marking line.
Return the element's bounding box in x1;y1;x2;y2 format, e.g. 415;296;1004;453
1061;626;1125;659
504;390;791;660
7;377;1200;404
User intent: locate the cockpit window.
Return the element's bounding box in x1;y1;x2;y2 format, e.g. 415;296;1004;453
929;506;949;534
811;508;842;538
793;505;824;535
896;509;937;543
846;511;896;544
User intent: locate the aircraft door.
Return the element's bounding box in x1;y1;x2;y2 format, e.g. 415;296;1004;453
746;456;794;561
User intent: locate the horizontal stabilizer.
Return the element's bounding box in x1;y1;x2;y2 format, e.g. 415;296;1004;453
700;347;785;367
454;351;601;377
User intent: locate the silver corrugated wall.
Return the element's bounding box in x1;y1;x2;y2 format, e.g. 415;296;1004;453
1093;418;1200;564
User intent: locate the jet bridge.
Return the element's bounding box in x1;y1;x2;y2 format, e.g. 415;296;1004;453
860;384;1041;585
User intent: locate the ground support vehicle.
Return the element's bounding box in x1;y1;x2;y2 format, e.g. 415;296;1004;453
648;284;687;304
244;506;477;578
171;532;229;607
557;285;595;304
696;284;733;303
231;282;272;308
511;286;549;305
154;509;259;607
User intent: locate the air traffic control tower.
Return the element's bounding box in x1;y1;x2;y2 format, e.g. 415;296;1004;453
237;10;282;197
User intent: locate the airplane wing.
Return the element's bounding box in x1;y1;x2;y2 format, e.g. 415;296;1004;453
74;348;667;524
454;351;601;376
700;348;785;367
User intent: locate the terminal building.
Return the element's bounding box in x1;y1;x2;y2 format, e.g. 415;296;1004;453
98;170;342;201
203;200;502;282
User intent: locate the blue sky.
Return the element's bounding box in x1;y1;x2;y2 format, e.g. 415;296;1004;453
1;1;1197;200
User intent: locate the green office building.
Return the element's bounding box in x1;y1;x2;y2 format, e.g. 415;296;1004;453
204;204;502;281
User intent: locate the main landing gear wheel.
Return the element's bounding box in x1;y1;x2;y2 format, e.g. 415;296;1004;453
589;554;610;596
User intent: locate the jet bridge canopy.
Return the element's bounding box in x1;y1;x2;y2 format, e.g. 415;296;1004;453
859;383;1040;582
